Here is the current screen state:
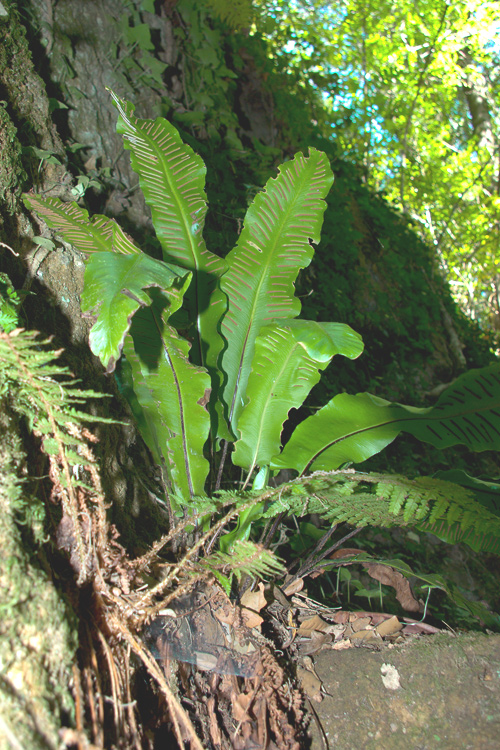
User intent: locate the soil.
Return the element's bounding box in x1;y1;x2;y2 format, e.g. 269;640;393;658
307;632;500;750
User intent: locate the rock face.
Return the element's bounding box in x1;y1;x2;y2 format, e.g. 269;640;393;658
308;632;500;750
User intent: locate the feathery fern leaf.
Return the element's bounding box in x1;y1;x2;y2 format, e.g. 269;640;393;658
204;0;254;29
200;541;285;581
262;471;500;554
434;470;500;515
0;328;117;582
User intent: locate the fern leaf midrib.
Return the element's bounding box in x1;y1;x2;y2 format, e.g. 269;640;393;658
151;308;195;498
224;162;317;430
302;402;500;475
242;333;300;478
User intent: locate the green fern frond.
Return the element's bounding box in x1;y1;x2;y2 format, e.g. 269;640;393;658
204;0;254;29
262;471;500;554
200;540;284;581
0;328;118;582
0;328;116;435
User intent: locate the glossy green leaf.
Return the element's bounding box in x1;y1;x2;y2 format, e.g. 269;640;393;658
217;148;334;434
233;321;363;473
123;296;211;501
81;249;190;373
272;391;399;473
273;364;500;473
22;195;138;255
109;90;226;369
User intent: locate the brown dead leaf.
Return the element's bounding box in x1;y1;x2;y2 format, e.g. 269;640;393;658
350;616;372;633
364;563;422;613
330;547;365;559
212;603;236;627
232;692;253;723
298;615;330;635
297;667;323;703
375;615;403;638
240;582;267;613
332;611;351;625
282;577;304;596
330;548;422;613
240;584;266;629
241;609;264;629
350;628;380;643
299;630;331;656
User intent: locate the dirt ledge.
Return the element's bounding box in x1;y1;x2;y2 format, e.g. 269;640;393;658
308;631;500;750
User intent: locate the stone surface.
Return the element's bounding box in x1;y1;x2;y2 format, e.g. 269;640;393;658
308;632;500;750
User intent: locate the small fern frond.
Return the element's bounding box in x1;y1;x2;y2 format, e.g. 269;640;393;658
1;328;117;582
262;470;500;554
204;0;254;29
200;541;285;582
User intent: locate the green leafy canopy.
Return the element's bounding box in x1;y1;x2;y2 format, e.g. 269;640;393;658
22;90;500;615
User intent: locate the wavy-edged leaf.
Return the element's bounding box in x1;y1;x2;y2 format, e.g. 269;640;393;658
81;250;190;373
272;364;500;474
22;195;139;255
109;90;226;368
217;148;334;433
272;391;398;473
233;321;363;473
123;295;211;501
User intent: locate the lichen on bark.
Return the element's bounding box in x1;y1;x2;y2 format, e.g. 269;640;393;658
0;407;77;750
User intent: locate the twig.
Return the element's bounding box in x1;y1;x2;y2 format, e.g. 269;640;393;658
285;526;362;591
0;240;19;256
110;615;205;750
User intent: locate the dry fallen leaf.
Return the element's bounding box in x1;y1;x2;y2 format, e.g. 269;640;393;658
299;630;332;655
240;583;266;628
350;628;380;644
298;615;330;635
364;563;422;613
350;615;372;633
330;548;422;613
240;582;267;613
297;666;323;703
375;615;403;638
282;577;304;596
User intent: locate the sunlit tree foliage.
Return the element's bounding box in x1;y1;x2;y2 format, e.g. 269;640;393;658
254;0;500;335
